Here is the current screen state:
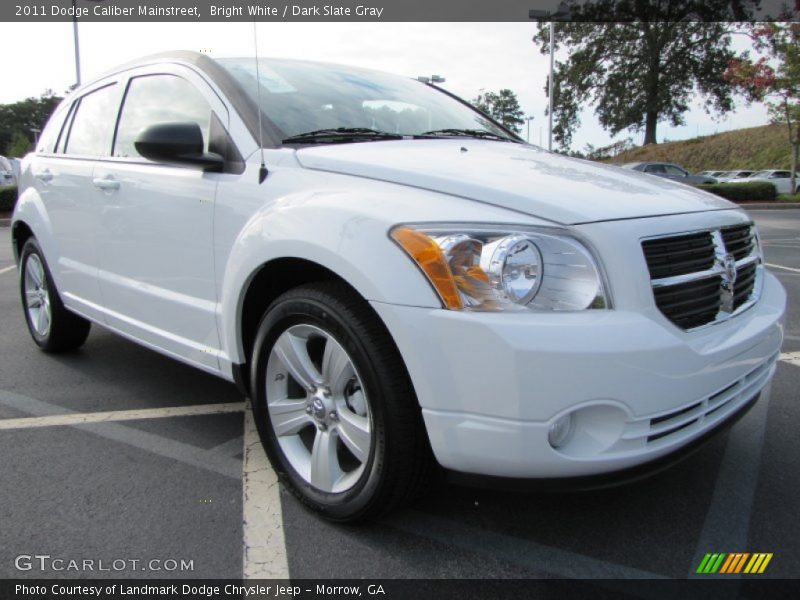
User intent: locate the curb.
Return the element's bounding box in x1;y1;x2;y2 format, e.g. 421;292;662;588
739;203;800;210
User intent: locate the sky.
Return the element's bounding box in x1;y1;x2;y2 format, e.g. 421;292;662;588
0;21;770;152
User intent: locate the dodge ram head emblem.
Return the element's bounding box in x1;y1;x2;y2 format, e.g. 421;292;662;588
723;253;738;285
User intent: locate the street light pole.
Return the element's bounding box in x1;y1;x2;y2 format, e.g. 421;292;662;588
71;1;106;88
525;116;535;143
529;3;571;152
548;21;554;152
72;0;81;86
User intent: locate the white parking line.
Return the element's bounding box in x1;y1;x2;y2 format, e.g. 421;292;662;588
688;386;771;579
0;401;244;430
242;399;289;578
0;390;242;479
766;262;800;274
780;351;800;367
0;264;15;275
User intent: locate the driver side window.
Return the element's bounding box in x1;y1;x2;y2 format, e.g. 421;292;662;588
114;74;212;159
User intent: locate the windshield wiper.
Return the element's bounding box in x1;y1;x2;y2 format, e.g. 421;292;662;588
282;127;404;144
417;128;518;142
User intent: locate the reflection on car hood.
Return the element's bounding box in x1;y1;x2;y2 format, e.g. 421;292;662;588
295;139;735;224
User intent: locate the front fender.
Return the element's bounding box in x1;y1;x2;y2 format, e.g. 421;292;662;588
218;195;442;364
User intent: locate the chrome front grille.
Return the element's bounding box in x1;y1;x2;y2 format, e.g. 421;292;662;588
642;224;763;330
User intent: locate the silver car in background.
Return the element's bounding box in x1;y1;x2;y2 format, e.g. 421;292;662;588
0;155;16;188
621;162;717;184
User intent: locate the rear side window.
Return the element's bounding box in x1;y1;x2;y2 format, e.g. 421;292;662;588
114;75;212;159
36;100;71;154
64;84;119;157
664;165;687;176
644;164;665;174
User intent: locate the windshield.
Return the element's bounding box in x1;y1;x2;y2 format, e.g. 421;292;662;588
216;58;517;144
749;171;771;178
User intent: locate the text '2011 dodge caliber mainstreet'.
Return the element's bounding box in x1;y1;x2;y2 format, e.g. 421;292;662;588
12;52;786;521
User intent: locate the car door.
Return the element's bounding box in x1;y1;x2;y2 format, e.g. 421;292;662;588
662;164;689;181
30;81;122;322
768;171;792;194
92;68;227;373
643;164;667;178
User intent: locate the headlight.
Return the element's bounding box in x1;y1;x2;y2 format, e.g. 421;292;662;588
391;224;609;311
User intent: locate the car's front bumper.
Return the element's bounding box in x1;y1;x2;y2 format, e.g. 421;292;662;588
371;270;785;479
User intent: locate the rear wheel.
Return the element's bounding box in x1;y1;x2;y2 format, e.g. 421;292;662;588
19;238;91;352
250;281;432;522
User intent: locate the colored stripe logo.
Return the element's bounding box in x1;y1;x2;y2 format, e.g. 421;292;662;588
696;552;773;574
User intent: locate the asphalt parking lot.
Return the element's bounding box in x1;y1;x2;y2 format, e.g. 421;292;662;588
0;210;798;583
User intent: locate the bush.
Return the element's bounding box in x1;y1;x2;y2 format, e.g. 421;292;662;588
695;181;777;202
0;186;18;212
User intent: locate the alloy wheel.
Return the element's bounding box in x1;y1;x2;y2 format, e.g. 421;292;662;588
265;324;373;494
24;254;51;337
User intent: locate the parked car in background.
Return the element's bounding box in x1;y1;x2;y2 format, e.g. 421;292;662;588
716;170;754;181
729;170;798;194
622;162;717;184
8;157;21;182
698;170;724;179
0;155;16;187
12;52;786;521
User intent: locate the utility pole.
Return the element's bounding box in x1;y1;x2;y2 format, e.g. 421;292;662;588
72;0;81;86
529;2;572;152
548;22;554;151
71;1;106;88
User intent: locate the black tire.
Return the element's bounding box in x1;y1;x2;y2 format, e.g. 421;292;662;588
19;238;91;353
250;281;432;522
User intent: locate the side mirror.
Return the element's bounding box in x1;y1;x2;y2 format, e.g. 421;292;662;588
134;122;224;172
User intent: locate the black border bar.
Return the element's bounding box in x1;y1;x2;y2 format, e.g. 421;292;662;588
3;0;799;23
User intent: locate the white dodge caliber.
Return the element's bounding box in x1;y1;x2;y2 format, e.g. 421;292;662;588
12;52;786;521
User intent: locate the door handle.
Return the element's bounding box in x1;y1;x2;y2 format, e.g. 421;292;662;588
93;176;120;191
34;169;53;183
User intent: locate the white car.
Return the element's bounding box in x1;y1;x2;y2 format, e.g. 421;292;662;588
12;52;786;521
716;170;754;181
729;169;798;194
0;155;15;187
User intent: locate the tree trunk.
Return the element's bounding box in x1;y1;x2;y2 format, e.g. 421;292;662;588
642;24;662;146
644;111;658;145
792;141;798;196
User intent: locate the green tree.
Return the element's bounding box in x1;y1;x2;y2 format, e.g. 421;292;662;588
726;23;800;194
472;89;525;133
534;5;738;148
0;91;62;155
6;132;32;157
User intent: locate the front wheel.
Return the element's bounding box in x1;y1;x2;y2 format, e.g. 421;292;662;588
19;238;91;352
250;281;432;522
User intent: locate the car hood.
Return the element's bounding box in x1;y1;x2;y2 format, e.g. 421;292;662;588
295;139;735;225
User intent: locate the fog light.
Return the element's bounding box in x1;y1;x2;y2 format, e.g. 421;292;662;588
548;414;573;449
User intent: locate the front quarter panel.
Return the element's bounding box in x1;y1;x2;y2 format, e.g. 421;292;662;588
215;153;551;366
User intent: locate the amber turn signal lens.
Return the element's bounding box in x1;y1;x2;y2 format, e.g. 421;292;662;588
391;227;463;309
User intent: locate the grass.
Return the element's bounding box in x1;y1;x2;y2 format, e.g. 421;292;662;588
607;123;794;172
776;194;800;202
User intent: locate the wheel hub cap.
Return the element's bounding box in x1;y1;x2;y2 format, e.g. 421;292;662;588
23;254;51;337
265;324;373;494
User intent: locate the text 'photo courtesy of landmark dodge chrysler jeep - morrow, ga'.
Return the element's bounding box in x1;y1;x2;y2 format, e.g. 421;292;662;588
11;52;786;521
